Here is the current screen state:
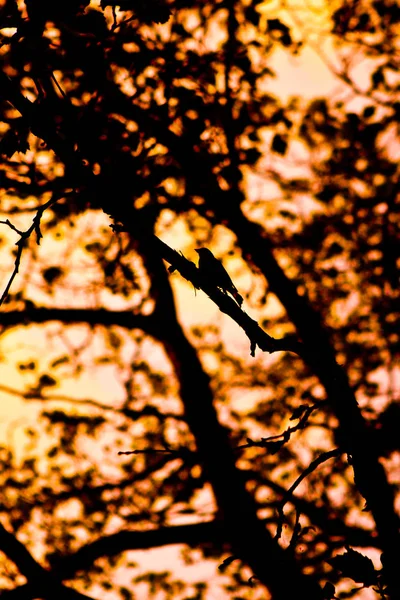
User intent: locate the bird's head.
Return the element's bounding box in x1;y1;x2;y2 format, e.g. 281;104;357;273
195;248;213;257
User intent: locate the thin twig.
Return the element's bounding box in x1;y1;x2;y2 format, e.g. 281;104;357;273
236;402;323;452
118;446;193;459
275;448;342;541
0;192;66;306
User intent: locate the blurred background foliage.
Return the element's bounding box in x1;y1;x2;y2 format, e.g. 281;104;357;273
0;0;399;598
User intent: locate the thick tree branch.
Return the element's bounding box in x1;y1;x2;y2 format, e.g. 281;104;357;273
0;303;301;359
0;307;155;330
0;522;96;600
49;522;225;579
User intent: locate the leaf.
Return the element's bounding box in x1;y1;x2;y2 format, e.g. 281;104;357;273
0;118;30;157
0;127;30;157
328;548;377;586
108;330;122;349
244;148;261;165
42;266;63;285
39;374;57;388
266;19;292;46
267;18;290;34
244;5;259;25
323;267;339;279
325;242;343;258
363;106;375;119
272;133;287;155
372;67;384;87
18;361;36;371
51;356;69;368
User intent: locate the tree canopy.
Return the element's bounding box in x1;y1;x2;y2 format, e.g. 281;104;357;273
0;0;399;598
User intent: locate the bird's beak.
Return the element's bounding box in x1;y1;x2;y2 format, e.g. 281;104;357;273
195;249;200;254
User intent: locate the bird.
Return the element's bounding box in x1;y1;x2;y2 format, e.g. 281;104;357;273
195;248;243;306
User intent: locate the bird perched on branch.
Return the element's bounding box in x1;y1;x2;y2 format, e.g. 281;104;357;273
195;248;243;307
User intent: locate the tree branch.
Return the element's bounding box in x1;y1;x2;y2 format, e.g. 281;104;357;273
0;521;96;600
275;449;342;541
0;193;63;305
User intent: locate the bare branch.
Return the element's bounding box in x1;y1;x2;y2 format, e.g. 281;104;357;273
237;402;324;453
0;193;65;306
0;521;96;600
275;449;342;541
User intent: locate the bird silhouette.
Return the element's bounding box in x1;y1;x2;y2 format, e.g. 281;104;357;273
195;248;243;306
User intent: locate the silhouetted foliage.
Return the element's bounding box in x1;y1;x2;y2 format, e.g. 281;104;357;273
0;0;399;598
